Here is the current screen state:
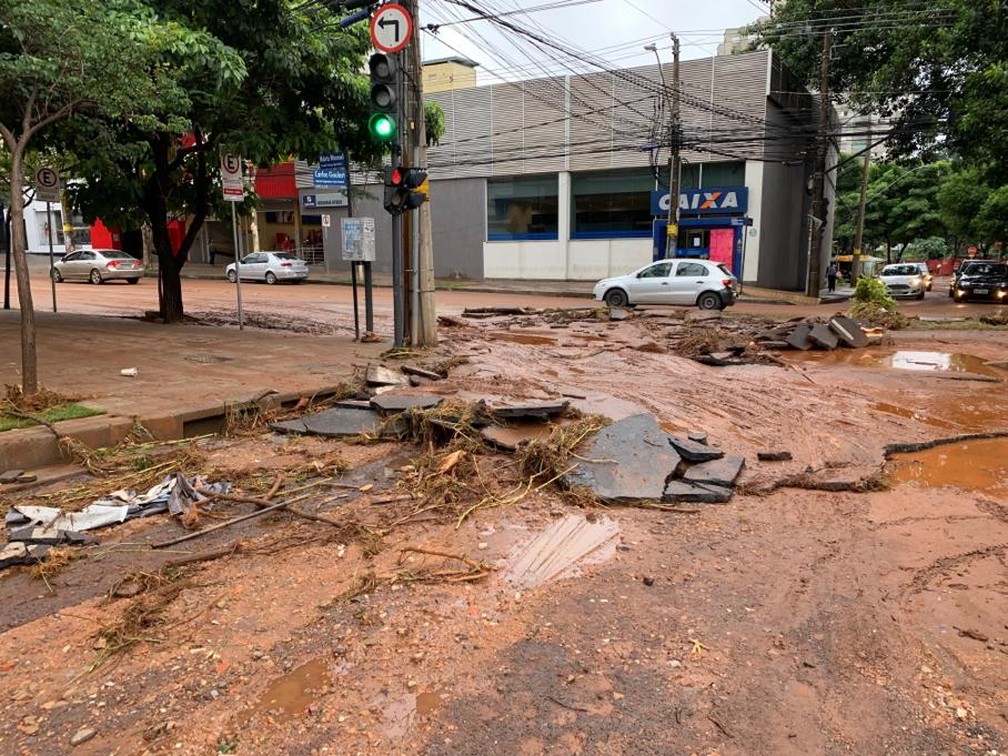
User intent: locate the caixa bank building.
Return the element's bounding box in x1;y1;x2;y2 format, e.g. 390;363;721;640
339;49;835;292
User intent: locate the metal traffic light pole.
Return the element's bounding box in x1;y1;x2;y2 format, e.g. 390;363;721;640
390;50;405;349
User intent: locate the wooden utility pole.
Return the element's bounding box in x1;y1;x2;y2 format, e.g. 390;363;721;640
807;29;833;298
852;123;872;283
402;0;437;346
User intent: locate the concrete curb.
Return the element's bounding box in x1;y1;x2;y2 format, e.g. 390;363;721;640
0;385;349;473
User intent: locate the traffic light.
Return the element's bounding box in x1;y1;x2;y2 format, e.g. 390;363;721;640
368;53;397;144
383;166;429;215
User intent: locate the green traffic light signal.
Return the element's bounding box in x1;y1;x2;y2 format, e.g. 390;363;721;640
369;112;396;142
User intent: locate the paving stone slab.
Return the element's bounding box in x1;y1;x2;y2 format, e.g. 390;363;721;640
662;480;733;504
687;431;709;445
609;308;631;321
562;414;680;504
365;365;408;386
809;323;839;350
784;324;813;350
369;393;443;414
829;316;869;348
681;454;746;487
402;365;443;381
668;435;724;462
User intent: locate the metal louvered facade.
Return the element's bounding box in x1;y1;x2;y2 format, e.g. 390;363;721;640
418;49;828;290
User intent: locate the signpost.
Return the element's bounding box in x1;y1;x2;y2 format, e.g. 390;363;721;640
342;218;376;340
370;3;413;53
221;154;245;330
35;167;60;313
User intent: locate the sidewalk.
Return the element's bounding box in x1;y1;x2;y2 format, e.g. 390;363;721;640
0;311;385;471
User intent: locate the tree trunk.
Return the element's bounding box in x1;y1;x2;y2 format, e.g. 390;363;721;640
9;145;39;394
141;220;154;271
59;189;75;255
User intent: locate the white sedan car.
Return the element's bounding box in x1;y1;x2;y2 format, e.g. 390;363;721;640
593;258;738;310
225;252;309;284
878;263;926;299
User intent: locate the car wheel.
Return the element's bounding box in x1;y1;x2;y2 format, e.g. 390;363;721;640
51;268;63;283
697;291;723;310
127;278;139;285
953;292;964;303
917;290;925;300
265;271;278;285
227;270;237;283
603;288;628;308
89;269;103;285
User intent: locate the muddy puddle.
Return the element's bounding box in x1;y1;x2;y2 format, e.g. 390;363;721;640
888;438;1008;493
239;658;330;723
789;349;1008;379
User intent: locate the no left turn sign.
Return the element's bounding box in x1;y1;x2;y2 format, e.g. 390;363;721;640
370;3;413;54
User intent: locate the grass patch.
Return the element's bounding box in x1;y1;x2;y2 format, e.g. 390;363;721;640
0;403;102;432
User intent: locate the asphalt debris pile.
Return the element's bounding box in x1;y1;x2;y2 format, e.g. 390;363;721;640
1;474;230;569
563;413;745;506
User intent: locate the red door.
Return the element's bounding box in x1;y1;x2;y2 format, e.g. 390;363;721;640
709;228;734;272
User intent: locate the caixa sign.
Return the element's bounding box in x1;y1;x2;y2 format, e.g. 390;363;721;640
651;186;748;216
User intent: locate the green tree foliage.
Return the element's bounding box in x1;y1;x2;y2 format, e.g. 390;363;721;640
974;185;1008;251
424;101;445;147
903;236;949;260
65;0;373;322
753;1;1006;170
0;0;172;393
936;165;991;252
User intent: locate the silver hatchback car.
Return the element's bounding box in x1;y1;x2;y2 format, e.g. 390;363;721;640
593;258;738;310
52;249;144;284
225;251;309;284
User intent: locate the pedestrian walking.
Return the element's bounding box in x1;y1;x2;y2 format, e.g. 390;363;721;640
826;261;838;292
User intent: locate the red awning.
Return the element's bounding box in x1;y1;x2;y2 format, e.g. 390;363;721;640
255;162;297;199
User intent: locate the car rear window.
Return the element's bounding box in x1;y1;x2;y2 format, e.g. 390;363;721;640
716;264;733;278
274;252;300;261
100;251;134;260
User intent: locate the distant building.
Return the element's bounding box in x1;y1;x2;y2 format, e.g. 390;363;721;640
717;24;763;56
836;105;891;160
422;57;478;93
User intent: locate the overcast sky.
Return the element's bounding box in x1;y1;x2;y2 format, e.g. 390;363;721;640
418;0;771;84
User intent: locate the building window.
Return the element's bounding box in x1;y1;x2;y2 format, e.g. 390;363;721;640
487;176;558;241
571;168;654;239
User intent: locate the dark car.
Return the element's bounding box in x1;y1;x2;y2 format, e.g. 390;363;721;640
950;261;1008;302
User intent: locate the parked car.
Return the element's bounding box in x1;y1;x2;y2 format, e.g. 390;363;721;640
950;261;1008;302
906;261;933;291
877;263;926;299
51;249;143;284
592;258;737;310
225;252;309;284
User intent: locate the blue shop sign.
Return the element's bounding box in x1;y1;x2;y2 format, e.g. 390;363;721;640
651;186;748;216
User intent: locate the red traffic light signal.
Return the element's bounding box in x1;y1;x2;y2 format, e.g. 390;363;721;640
384;166;429;215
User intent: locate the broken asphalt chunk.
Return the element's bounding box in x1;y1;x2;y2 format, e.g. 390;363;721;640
402;365;444;381
0;541;50;569
829;316;869;348
808;323;839;350
663;480;733;504
369;393;444;414
609;308;630;321
668;435;724;462
784;324;813;351
302;407;382;437
490;400;570;423
757;450;793;462
681;454;746;487
562;414;681;504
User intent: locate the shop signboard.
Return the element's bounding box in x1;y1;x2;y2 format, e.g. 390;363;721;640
301;189;348;209
651;186;748;216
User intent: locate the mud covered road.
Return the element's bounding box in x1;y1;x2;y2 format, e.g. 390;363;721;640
0;302;1006;755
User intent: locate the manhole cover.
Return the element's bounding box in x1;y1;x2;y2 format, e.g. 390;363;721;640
185;353;234;364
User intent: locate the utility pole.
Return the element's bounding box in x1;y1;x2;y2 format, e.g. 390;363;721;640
852;123;872;283
668;33;681;259
807;29;832;298
402;0;437;346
